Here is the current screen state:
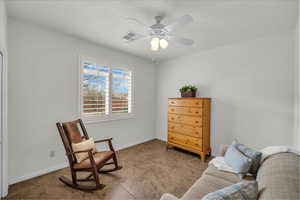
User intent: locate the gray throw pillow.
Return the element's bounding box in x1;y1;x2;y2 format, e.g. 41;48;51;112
232;140;262;175
224;145;252;178
202;181;258;200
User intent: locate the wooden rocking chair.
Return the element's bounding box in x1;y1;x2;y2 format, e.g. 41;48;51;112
56;119;122;190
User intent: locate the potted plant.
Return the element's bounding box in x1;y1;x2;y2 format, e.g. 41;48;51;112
179;85;197;97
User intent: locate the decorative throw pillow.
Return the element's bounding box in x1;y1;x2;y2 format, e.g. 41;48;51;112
72;138;96;163
232;140;262;175
202;181;258;200
224;145;252;178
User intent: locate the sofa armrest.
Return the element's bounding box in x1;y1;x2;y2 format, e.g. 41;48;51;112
160;193;180;200
220;144;230;156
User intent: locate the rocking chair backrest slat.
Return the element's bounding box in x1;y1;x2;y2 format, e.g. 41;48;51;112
78;119;89;139
62;120;83;144
56;122;76;164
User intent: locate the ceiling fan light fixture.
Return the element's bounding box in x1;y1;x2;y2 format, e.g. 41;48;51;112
151;37;160;51
151;45;159;51
159;39;168;49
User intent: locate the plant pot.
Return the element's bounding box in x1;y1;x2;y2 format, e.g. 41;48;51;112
181;91;196;98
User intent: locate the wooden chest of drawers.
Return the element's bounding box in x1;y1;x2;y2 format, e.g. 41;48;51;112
167;98;211;161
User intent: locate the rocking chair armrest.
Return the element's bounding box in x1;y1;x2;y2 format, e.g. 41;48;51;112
94;138;115;152
94;138;112;143
73;148;94;154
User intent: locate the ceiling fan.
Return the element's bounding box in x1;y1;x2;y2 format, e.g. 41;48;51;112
123;14;194;51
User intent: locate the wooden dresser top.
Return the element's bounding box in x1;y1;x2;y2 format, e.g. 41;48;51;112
168;97;211;100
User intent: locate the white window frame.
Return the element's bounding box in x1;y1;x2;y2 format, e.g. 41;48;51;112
0;49;8;197
78;56;134;123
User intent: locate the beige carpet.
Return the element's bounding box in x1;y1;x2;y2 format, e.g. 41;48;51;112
4;139;210;200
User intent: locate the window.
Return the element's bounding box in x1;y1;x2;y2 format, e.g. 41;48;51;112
80;59;133;122
112;69;132;114
82;63;109;116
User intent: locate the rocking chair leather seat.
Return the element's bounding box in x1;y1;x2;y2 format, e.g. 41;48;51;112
74;151;114;169
56;119;122;191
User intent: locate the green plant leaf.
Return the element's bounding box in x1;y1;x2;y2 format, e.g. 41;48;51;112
179;85;197;93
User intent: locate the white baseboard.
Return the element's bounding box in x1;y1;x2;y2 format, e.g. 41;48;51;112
116;137;155;151
156;136;167;142
9;162;68;185
8;137;156;185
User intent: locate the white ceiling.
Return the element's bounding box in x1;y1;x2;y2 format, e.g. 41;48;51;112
6;0;298;61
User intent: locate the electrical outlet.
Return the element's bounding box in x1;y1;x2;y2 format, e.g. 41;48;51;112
50;151;55;158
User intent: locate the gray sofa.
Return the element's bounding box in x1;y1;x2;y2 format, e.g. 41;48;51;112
160;152;299;200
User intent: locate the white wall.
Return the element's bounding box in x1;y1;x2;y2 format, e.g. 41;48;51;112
156;31;296;154
295;21;299;150
0;0;8;197
296;1;300;150
8;18;156;183
0;0;6;50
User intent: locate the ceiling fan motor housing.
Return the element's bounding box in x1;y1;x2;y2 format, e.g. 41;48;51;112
150;16;168;39
150;24;167;38
155;16;164;24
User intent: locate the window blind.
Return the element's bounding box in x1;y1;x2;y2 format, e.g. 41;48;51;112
111;69;132;114
82;62;109;116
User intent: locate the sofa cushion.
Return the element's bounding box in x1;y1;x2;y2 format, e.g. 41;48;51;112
204;165;241;183
202;181;258;200
224;145;253;178
257;152;299;200
180;165;256;200
233;140;262;175
181;173;235;200
160;193;180;200
220;144;230;156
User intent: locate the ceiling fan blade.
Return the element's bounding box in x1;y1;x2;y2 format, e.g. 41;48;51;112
123;32;150;42
169;35;194;46
126;18;152;34
164;14;193;32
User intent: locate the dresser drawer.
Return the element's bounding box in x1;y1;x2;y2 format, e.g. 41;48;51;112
168;106;202;116
168;132;202;150
168;122;202;138
168;114;202;126
168;99;203;107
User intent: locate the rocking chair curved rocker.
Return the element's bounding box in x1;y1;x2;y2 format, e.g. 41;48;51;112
56;119;122;191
